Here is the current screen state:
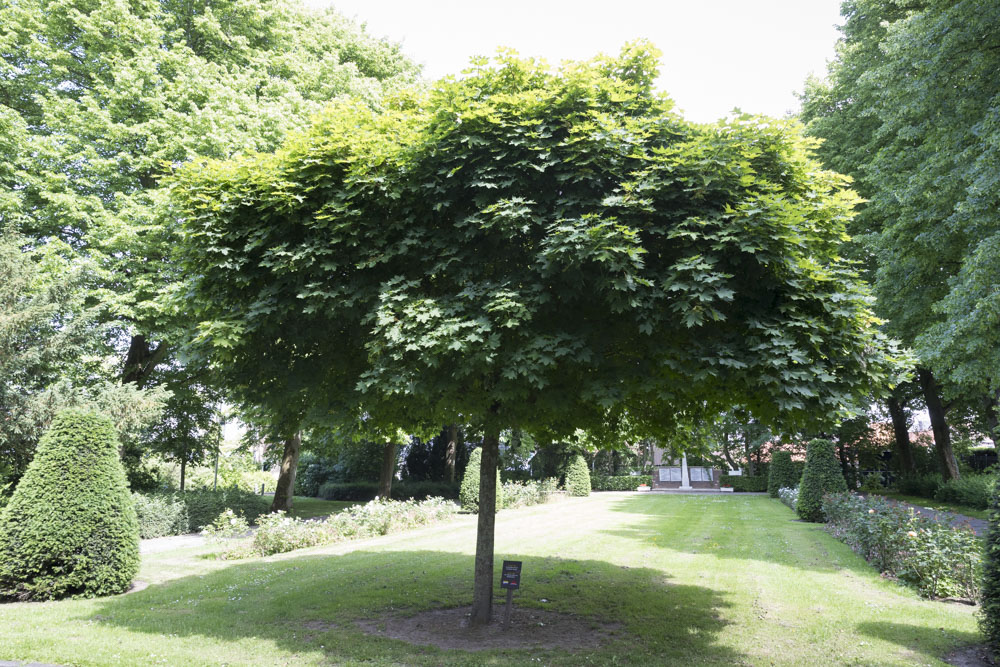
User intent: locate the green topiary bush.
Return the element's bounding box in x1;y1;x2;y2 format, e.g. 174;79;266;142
767;451;800;498
796;438;847;522
979;475;1000;656
565;455;591;497
719;475;768;492
0;410;140;600
459;448;503;513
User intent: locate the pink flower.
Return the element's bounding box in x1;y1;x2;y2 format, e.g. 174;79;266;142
907;531;917;537
868;509;875;514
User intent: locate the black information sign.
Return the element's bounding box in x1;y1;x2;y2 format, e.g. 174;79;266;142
500;560;522;590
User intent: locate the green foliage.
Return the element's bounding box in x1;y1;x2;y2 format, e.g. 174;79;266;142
934;475;995;511
980;476;1000;654
778;486;799;510
174;43;901;455
0;410;139;600
565;455;591;497
459;448;503;513
895;473;942;499
720;475;768;493
222;498;458;559
824;493;980;600
796;439;847;522
317;480;460;502
591;475;653;491
175;489;270;531
201;509;250;542
132;492;189;539
767;451;800;498
501;479;560;508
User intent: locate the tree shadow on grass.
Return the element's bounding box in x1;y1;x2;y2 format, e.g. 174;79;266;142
90;549;745;665
855;620;983;665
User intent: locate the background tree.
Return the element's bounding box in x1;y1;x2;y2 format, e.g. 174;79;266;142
173;45;900;625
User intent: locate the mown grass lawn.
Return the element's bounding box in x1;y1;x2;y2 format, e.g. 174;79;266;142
0;493;980;665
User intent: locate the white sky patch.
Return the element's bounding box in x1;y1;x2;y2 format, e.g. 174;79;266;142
307;0;844;123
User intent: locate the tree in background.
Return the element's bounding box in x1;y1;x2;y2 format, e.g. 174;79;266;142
173;44;901;624
796;439;848;522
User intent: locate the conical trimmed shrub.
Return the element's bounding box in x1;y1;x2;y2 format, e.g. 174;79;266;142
979;475;1000;656
0;410;140;600
565;455;591;497
768;450;800;498
795;438;847;522
459;447;503;513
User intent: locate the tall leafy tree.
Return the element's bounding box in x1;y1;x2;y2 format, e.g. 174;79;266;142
0;0;419;465
172;44;900;624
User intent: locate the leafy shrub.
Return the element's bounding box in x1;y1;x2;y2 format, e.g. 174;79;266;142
317;480;460;501
591;475;653;491
459;448;503;513
767;451;800;498
501;479;560;508
895;473;942;499
823;492;980;599
177;488;270;531
935;474;995;510
979;476;1000;653
295;452;340;498
796;439;847;522
132;492;189;538
565;455;591;497
720;475;768;492
224;497;459;559
778;487;799;510
0;410;140;600
859;474;886;493
202;509;251;542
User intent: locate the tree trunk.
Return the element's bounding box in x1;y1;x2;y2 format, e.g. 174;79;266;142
720;431;738;471
445;425;458;483
918;367;960;481
270;432;302;513
121;334;169;387
887;395;917;475
743;430;755;477
180;456;186;492
469;428;500;627
378;442;397;499
836;441;852;488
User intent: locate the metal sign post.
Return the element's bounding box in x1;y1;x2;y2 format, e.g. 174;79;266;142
500;560;521;628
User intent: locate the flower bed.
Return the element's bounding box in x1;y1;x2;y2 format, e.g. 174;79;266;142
778;486;798;510
821;492;980;600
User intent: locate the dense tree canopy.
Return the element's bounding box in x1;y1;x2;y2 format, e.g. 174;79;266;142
173;43;899;622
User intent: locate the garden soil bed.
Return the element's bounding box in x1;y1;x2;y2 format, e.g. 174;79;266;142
356;603;623;652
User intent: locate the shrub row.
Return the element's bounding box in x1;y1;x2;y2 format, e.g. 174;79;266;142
591;475;653;491
719;475;768;492
221;497;458;559
935;475;995;510
822;492;980;600
501;479;560;509
316;480;460;502
133;488;270;536
895;473;943;498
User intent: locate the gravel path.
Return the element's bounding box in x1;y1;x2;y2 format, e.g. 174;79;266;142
140;533;206;554
885;499;988;536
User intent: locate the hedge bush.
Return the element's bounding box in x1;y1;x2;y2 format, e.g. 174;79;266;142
767;451;800;498
317;480;460;502
719;475;768;492
459;448;503;513
935;474;995;510
980;476;1000;656
502;479;560;508
796;439;847;522
895;473;942;499
177;488;270;531
591;475;653;491
565;455;591;497
0;410;140;601
132;492;188;538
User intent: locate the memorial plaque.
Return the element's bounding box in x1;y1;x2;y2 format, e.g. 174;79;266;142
500;560;521;590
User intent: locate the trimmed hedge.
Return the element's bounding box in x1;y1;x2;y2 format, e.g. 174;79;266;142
980;476;1000;654
767;451;800;498
132;492;188;538
719;475;768;492
796;438;847;522
459;448;503;513
317;481;460;502
0;410;140;600
591;475;653;491
565;455;591;497
896;473;942;498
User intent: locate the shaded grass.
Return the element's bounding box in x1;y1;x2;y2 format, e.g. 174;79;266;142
286;496;355;520
877;492;990;521
0;494;980;665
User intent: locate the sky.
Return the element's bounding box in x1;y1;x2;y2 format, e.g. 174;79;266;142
306;0;846;123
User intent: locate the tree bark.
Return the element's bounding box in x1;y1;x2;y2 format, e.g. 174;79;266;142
469;428;500;626
918;367;960;481
445;425;458;483
886;395;917;475
378;442;397;499
720;431;738;471
743;430;755;477
121;334;169;387
180;456;186;492
270;432;302;513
